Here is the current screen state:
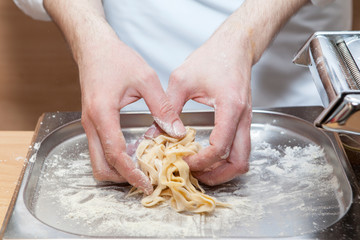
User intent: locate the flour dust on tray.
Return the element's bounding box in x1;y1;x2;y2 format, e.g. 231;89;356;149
32;126;345;238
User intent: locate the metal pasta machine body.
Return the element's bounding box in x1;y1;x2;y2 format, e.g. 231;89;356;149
294;31;360;135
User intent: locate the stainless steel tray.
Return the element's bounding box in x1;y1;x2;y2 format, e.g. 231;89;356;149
2;107;359;239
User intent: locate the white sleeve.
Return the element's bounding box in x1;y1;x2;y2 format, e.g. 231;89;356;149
13;0;51;21
311;0;335;7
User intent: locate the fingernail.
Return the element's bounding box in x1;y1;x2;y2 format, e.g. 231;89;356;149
144;125;156;139
144;186;153;196
172;120;186;138
136;170;153;195
142;180;153;195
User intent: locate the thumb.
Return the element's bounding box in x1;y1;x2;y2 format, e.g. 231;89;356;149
166;82;187;115
140;78;186;138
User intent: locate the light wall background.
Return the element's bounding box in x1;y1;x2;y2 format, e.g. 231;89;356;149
0;1;359;130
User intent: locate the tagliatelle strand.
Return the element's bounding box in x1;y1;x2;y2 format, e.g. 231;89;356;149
129;127;228;213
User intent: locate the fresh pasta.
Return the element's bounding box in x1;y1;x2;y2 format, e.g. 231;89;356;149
129;127;228;213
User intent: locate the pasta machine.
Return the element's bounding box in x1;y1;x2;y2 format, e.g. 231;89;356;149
293;31;360;135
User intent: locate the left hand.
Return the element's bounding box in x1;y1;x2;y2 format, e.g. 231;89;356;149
166;27;253;186
133;0;310;185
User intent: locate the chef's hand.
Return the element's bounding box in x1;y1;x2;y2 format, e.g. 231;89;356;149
44;0;186;195
167;0;309;185
167;30;252;186
80;39;186;195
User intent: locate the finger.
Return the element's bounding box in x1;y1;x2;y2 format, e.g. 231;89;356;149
166;73;189;114
127;122;163;157
89;108;153;195
126;141;139;157
139;73;186;138
186;98;243;171
192;113;251;185
81;114;126;183
144;123;164;139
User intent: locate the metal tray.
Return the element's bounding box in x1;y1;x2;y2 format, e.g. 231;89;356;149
2;107;359;239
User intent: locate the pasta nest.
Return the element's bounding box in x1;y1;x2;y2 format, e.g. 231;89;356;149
129;127;228;213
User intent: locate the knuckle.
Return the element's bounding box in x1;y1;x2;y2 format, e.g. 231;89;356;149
234;160;249;175
104;151;118;168
222;93;250;109
83;102;104;123
137;68;160;91
158;98;174;115
142;68;158;82
104;150;129;172
169;69;185;84
102;142;118;167
81;114;90;130
229;98;247;112
233;100;244;110
214;144;231;160
92;169;109;182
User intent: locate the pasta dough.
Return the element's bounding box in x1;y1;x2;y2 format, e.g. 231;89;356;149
129;127;228;213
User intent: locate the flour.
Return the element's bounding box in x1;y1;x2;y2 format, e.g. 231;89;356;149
33;142;41;150
32;127;348;238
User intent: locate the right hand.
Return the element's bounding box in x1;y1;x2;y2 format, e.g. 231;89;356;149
79;35;186;195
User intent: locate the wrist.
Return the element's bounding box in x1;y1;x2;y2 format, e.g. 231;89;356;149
73;20;119;67
43;0;115;66
211;16;256;67
215;0;308;65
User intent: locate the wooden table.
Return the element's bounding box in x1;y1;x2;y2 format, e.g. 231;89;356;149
0;131;33;229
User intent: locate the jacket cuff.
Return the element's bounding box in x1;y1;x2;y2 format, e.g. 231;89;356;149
13;0;51;21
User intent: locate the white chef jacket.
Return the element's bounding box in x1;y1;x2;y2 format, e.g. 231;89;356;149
14;0;353;111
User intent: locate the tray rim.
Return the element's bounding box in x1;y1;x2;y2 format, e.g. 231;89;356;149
2;106;359;239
